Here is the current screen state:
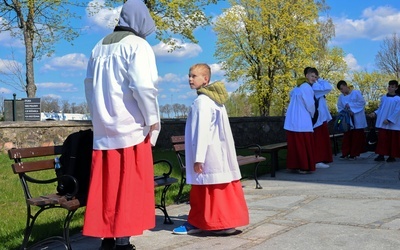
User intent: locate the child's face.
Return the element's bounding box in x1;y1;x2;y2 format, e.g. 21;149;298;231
339;84;350;95
306;73;318;84
387;84;398;95
189;68;208;90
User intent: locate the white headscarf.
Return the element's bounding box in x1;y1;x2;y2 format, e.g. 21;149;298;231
118;0;155;38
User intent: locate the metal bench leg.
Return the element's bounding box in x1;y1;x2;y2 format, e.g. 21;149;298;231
253;162;263;189
333;135;339;156
174;173;186;203
156;185;174;225
21;206;46;250
270;151;278;178
63;210;77;250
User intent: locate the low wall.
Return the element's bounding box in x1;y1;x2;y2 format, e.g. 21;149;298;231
0;116;374;153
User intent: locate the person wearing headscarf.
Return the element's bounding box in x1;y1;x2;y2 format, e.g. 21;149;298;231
83;0;160;249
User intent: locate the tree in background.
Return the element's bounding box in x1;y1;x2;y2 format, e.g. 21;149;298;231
225;92;259;117
350;71;390;114
0;0;217;98
1;0;82;98
214;0;332;116
375;33;400;80
0;50;25;93
41;96;88;114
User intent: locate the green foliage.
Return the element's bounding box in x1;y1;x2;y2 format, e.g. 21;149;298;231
0;0;218;98
351;70;389;105
225;92;259;117
214;0;332;116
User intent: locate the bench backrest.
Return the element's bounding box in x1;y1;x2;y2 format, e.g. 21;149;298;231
170;135;185;170
9;146;63;174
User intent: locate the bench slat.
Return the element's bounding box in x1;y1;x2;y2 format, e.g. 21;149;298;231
11;159;55;174
154;177;178;187
237;155;266;166
8;146;62;159
171;136;185;143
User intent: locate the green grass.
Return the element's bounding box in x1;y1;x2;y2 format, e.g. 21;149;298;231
0;148;282;250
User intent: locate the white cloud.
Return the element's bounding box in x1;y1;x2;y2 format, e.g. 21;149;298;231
42;94;62;99
0;87;12;94
209;63;225;76
86;0;121;30
0;59;23;74
158;73;185;83
0;18;24;48
334;6;400;42
36;82;78;93
153;39;202;60
344;53;361;71
41;53;88;72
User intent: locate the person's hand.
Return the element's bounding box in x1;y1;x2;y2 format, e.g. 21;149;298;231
383;119;389;125
345;103;350;109
148;122;159;136
194;162;203;174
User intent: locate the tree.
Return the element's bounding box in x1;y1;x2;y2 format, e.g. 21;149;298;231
375;33;400;80
225;92;258;117
1;0;218;98
1;0;83;98
350;70;389;113
214;0;331;116
41;96;60;112
0;50;25;93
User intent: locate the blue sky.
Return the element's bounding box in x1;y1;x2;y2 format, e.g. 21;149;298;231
0;0;400;108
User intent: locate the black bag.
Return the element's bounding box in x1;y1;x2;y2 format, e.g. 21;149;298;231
56;129;93;203
334;110;354;133
312;96;320;126
365;128;378;152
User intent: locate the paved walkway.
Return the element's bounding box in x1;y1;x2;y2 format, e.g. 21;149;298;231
46;152;400;250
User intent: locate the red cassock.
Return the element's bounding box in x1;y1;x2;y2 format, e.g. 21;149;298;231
188;180;249;230
376;129;400;158
313;122;333;163
83;139;155;238
286;131;316;171
341;129;366;157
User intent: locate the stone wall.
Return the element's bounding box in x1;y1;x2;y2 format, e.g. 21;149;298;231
0;116;374;153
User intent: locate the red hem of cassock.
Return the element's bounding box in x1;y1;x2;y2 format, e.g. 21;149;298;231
286;131;316;171
341;129;366;157
188;180;249;230
83;138;155;238
376;129;400;158
313;122;333;163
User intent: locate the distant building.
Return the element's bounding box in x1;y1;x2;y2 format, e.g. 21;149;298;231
41;112;91;121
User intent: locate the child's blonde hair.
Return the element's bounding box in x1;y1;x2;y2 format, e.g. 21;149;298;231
189;63;211;80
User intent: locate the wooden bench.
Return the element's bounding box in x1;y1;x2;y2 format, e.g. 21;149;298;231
251;142;288;178
8;146;177;250
171;135;267;203
330;133;344;156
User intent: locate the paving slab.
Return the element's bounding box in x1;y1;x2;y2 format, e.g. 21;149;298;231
30;152;400;250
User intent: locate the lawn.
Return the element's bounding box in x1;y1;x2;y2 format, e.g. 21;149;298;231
0;148;283;250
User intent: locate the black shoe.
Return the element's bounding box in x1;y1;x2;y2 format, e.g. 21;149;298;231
100;238;115;250
116;244;136;250
374;155;385;161
348;156;356;161
386;157;396;162
339;155;348;160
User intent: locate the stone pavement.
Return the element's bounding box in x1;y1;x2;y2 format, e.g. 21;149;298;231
43;152;400;250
